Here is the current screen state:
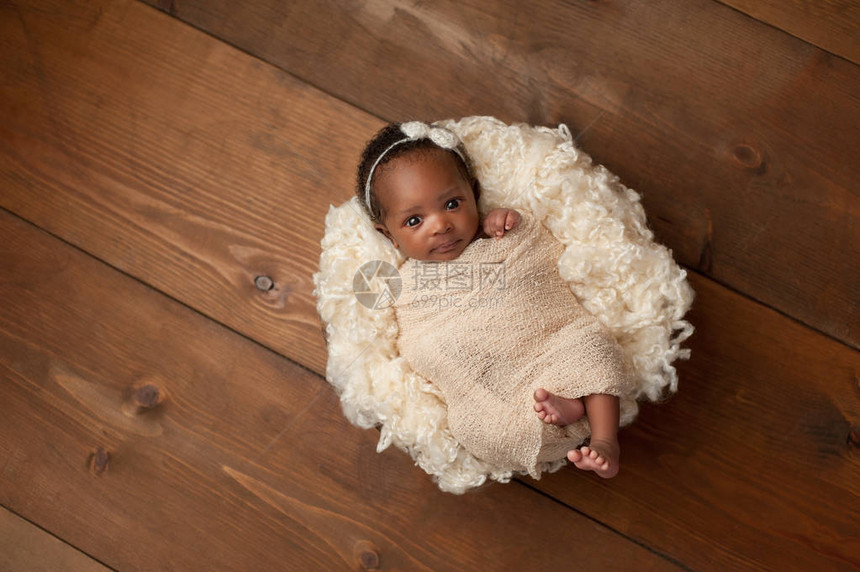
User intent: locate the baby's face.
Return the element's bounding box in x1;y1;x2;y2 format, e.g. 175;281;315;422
373;149;480;261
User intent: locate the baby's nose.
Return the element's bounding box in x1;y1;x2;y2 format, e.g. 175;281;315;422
432;215;453;233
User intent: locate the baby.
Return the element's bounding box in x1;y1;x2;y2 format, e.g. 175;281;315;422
357;121;626;478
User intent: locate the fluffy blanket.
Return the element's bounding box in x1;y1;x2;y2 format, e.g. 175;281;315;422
395;212;635;476
313;116;695;493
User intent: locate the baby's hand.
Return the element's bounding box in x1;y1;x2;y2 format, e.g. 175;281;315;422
483;208;521;239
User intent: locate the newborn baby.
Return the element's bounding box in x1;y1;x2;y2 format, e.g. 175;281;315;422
357;121;633;478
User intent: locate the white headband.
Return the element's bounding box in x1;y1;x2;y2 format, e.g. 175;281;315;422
364;121;466;215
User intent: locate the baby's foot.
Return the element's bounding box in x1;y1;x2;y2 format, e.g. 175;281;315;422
567;439;620;479
533;388;585;426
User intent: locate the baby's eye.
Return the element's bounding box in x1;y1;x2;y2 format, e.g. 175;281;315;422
445;198;461;210
405;216;421;227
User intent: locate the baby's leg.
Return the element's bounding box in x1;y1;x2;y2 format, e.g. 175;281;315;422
533;388;585;426
568;393;620;478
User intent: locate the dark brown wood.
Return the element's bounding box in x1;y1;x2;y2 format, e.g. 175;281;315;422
716;0;860;64
531;270;860;570
0;507;110;572
1;0;384;375
137;0;860;349
0;210;680;571
1;0;858;569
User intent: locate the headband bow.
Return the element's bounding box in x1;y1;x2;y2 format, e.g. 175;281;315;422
364;121;465;215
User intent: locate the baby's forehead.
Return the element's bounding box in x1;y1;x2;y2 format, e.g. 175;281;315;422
379;146;456;174
375;149;466;194
372;146;474;219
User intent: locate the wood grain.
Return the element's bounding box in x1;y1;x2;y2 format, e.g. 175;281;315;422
0;507;110;572
532;270;860;570
0;210;680;571
1;0;382;375
1;0;858;569
139;0;860;348
716;0;860;64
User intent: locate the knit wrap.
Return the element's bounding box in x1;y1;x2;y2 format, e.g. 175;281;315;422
394;212;634;476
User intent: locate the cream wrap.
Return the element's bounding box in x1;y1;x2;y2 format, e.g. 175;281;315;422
394;212;634;477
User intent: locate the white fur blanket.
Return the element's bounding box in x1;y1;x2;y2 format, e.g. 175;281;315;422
395;212;635;476
313;116;695;493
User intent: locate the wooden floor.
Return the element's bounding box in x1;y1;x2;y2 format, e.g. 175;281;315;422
1;0;858;570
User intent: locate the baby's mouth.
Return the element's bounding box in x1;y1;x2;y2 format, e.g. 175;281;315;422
433;239;461;253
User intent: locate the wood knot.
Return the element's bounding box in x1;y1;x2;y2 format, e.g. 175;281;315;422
849;426;860;448
254;275;274;292
353;540;380;570
134;384;162;409
123;380;167;416
732;144;763;170
90;446;110;476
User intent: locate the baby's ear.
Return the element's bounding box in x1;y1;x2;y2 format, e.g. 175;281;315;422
374;223;398;248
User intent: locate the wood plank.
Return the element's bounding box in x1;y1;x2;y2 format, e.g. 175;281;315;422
1;0;382;375
0;507;110;572
531;270;860;570
716;0;860;64
138;0;860;349
0;0;858;567
0;210;680;571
